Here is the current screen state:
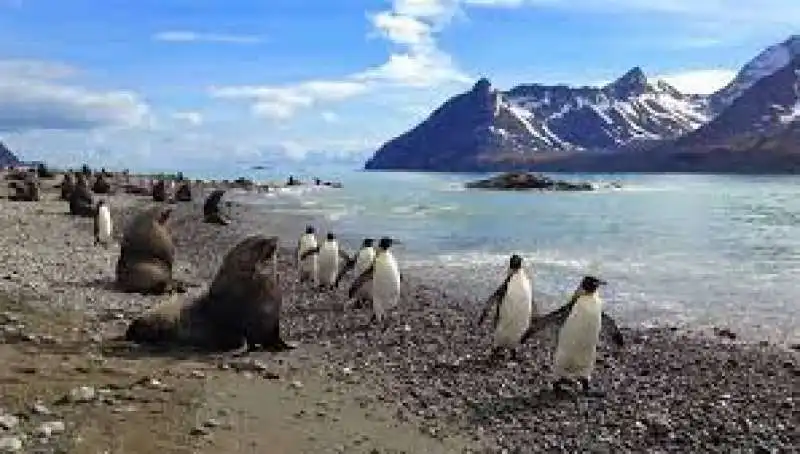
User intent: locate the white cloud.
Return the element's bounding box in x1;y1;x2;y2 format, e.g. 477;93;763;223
321;111;339;123
210;80;369;120
211;0;470;120
171;111;203;126
153;31;264;44
0;59;151;133
656;69;737;94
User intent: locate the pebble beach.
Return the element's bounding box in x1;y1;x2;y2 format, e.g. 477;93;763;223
0;176;797;453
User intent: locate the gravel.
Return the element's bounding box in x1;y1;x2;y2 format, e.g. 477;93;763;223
1;185;797;453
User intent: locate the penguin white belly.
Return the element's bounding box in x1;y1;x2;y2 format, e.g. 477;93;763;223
553;295;603;379
317;242;339;286
371;253;400;321
297;235;318;282
98;206;112;243
493;273;533;348
354;248;375;300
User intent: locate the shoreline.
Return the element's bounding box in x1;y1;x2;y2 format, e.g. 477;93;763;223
0;177;797;452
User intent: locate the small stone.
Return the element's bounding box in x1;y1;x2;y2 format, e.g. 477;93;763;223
203;418;221;428
189;426;210;436
68;386;96;403
34;421;66;438
290;380;303;389
0;436;22;452
0;415;19;431
30;403;51;415
190;370;206;379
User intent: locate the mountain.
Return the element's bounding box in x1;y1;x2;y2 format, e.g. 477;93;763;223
365;34;800;174
0;141;21;167
365;67;710;171
525;56;800;173
709;35;800;111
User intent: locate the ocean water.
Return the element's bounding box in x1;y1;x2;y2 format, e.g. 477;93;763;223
224;166;799;345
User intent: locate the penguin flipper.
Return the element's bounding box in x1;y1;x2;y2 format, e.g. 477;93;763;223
478;274;512;327
348;264;374;299
334;256;357;288
299;246;320;261
520;301;575;344
337;248;353;264
600;312;624;347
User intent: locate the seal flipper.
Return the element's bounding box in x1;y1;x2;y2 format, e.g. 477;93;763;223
348;264;375;299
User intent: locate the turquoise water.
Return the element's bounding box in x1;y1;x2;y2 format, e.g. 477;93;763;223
224;167;799;345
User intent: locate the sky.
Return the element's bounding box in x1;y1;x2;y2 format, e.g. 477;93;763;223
0;0;798;172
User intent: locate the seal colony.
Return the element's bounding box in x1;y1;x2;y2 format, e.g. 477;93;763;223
1;165;794;453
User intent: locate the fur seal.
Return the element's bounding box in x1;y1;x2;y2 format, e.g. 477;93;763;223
8;172;40;202
59;173;75;201
520;275;624;397
125;235;294;353
203;189;230;225
152;180;167;202
476;254;537;361
115;206;183;295
69;174;95;217
175;181;192;202
92;174;111;194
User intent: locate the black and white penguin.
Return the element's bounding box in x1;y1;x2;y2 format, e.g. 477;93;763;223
348;237;401;327
94;199;112;247
521;275;624;397
476;254;536;361
300;232;352;289
335;238;375;308
295;225;319;284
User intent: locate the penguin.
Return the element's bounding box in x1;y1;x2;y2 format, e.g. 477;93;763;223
94;199;112;247
295;225;319;284
335;238;376;308
299;232;352;289
520;275;624;397
476;254;537;361
348;237;401;328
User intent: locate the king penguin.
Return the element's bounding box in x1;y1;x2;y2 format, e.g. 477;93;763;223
300;232;352;289
295;225;319;284
476;254;536;361
94;199;112;247
521;275;624;397
335;238;376;308
348;237;401;328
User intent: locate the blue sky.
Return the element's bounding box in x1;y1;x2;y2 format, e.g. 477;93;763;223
0;0;798;172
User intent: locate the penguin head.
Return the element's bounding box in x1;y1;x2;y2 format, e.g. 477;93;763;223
378;237;393;250
362;238;374;248
579;275;607;293
326;232;336;241
305;225;315;234
508;254;523;271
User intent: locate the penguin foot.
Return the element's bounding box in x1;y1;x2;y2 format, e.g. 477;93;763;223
552;378;574;396
578;378;605;398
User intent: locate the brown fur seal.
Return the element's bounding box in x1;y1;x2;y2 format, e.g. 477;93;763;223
115;206;183;295
59;173;75;201
152;180;167;202
8;172;41;202
203;189;230;225
69;174;95;217
175;182;193;202
125;235;294;352
92;174;111;194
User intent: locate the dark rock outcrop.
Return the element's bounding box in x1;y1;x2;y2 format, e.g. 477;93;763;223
465;172;595;191
0;141;20;168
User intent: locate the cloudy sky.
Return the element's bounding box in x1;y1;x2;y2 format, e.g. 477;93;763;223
0;0;798;171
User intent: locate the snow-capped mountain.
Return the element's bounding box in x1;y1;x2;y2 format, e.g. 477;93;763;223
365;68;710;171
709;35;800;111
